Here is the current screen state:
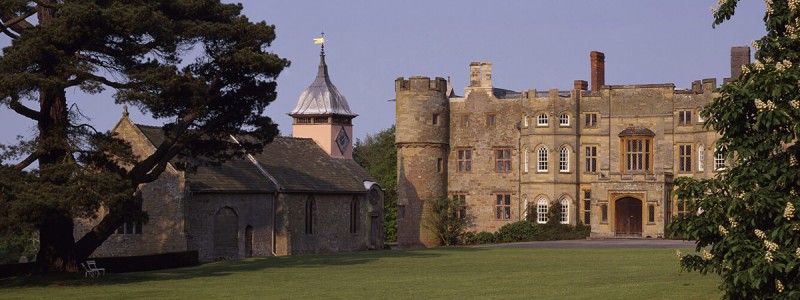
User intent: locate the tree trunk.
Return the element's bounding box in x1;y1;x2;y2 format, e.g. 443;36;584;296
35;214;78;273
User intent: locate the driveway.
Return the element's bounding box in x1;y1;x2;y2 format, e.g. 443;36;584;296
473;239;698;249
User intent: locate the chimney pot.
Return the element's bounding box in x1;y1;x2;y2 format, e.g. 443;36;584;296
574;80;588;91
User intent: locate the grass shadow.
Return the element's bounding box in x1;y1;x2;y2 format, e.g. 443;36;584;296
0;247;485;288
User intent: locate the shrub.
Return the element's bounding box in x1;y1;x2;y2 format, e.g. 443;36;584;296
495;221;540;243
473;231;496;244
424;196;467;246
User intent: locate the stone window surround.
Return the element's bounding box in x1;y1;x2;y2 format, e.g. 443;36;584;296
523;147;529;173
584;145;598;173
495;148;512;173
456;148;472;172
698;144;705;172
582;189;591;225
494;193;512;220
559;146;570;173
584;112;599;128
678;143;693;173
714;150;726;171
536;113;548;127
560;198;570;224
559;112;570;127
620;137;653;174
536;198;548;224
677;110;692;126
537;146;548;172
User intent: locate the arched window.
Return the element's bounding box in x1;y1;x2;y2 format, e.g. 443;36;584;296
560;199;570;224
245;225;254;258
714;150;726;170
305;197;315;234
537;198;549;224
698;144;705;172
537;114;548;126
559;113;570;126
537;147;548;172
523;196;529;221
523;114;529;127
350;197;359;233
524;147;529;173
559;147;569;172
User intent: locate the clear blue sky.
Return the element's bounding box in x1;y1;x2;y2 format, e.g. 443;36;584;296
0;1;767;149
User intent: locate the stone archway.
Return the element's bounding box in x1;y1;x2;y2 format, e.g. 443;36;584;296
614;197;642;237
213;207;239;260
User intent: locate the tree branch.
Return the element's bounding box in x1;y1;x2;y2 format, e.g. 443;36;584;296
8;96;41;120
0;9;35;35
13;151;39;171
67;73;132;89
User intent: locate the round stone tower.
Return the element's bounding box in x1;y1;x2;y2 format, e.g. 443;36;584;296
395;76;449;248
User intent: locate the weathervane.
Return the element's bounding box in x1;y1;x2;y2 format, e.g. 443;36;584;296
313;31;325;55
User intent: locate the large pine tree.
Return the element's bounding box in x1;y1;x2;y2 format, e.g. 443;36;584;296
0;0;288;273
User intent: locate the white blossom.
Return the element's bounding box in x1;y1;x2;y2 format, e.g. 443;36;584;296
754;60;765;71
766;0;775;14
729;217;738;228
791;100;800;110
741;64;750;75
719;225;729;236
766;251;774;262
791;0;800;11
764;240;780;252
785;202;795;220
755;229;767;239
702;249;714;260
796;247;800;258
777;279;785;293
752;40;760;50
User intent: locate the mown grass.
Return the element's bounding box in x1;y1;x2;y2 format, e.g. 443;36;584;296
0;247;720;299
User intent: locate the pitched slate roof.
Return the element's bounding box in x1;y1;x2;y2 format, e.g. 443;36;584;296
134;124;372;194
618;126;656;137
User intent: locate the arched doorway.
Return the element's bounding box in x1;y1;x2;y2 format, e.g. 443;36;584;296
213;207;239;260
615;197;642;237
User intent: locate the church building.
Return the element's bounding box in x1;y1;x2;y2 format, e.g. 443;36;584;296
75;46;384;262
395;47;750;247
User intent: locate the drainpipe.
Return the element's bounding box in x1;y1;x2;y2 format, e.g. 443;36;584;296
516;121;522;221
271;192;278;256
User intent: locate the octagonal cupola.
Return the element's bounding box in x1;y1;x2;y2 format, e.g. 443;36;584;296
289;42;357;159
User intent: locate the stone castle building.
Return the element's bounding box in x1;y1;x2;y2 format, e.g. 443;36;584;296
75;48;384;261
396;47;751;247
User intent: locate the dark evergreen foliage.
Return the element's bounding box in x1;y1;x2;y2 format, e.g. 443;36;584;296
0;1;288;272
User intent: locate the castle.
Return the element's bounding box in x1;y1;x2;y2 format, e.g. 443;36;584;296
395;47;751;247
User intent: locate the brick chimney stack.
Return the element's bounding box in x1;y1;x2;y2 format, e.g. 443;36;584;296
590;51;605;92
574;80;588;90
730;46;751;79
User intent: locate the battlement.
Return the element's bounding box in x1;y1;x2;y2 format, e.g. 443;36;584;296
395;76;448;92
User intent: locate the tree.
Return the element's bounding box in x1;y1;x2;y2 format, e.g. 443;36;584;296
0;1;288;273
669;1;800;297
353;125;397;242
424;195;467;246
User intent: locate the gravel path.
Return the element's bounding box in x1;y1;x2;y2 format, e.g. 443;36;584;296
473;239;697;249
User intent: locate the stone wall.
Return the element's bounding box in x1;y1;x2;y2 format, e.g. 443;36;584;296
281;193;377;254
185;193;273;262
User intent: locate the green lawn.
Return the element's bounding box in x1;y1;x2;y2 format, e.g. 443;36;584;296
0;247;720;299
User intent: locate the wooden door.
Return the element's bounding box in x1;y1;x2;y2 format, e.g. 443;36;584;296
615;198;642;236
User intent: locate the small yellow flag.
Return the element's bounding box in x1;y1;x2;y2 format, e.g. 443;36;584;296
313;37;325;44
